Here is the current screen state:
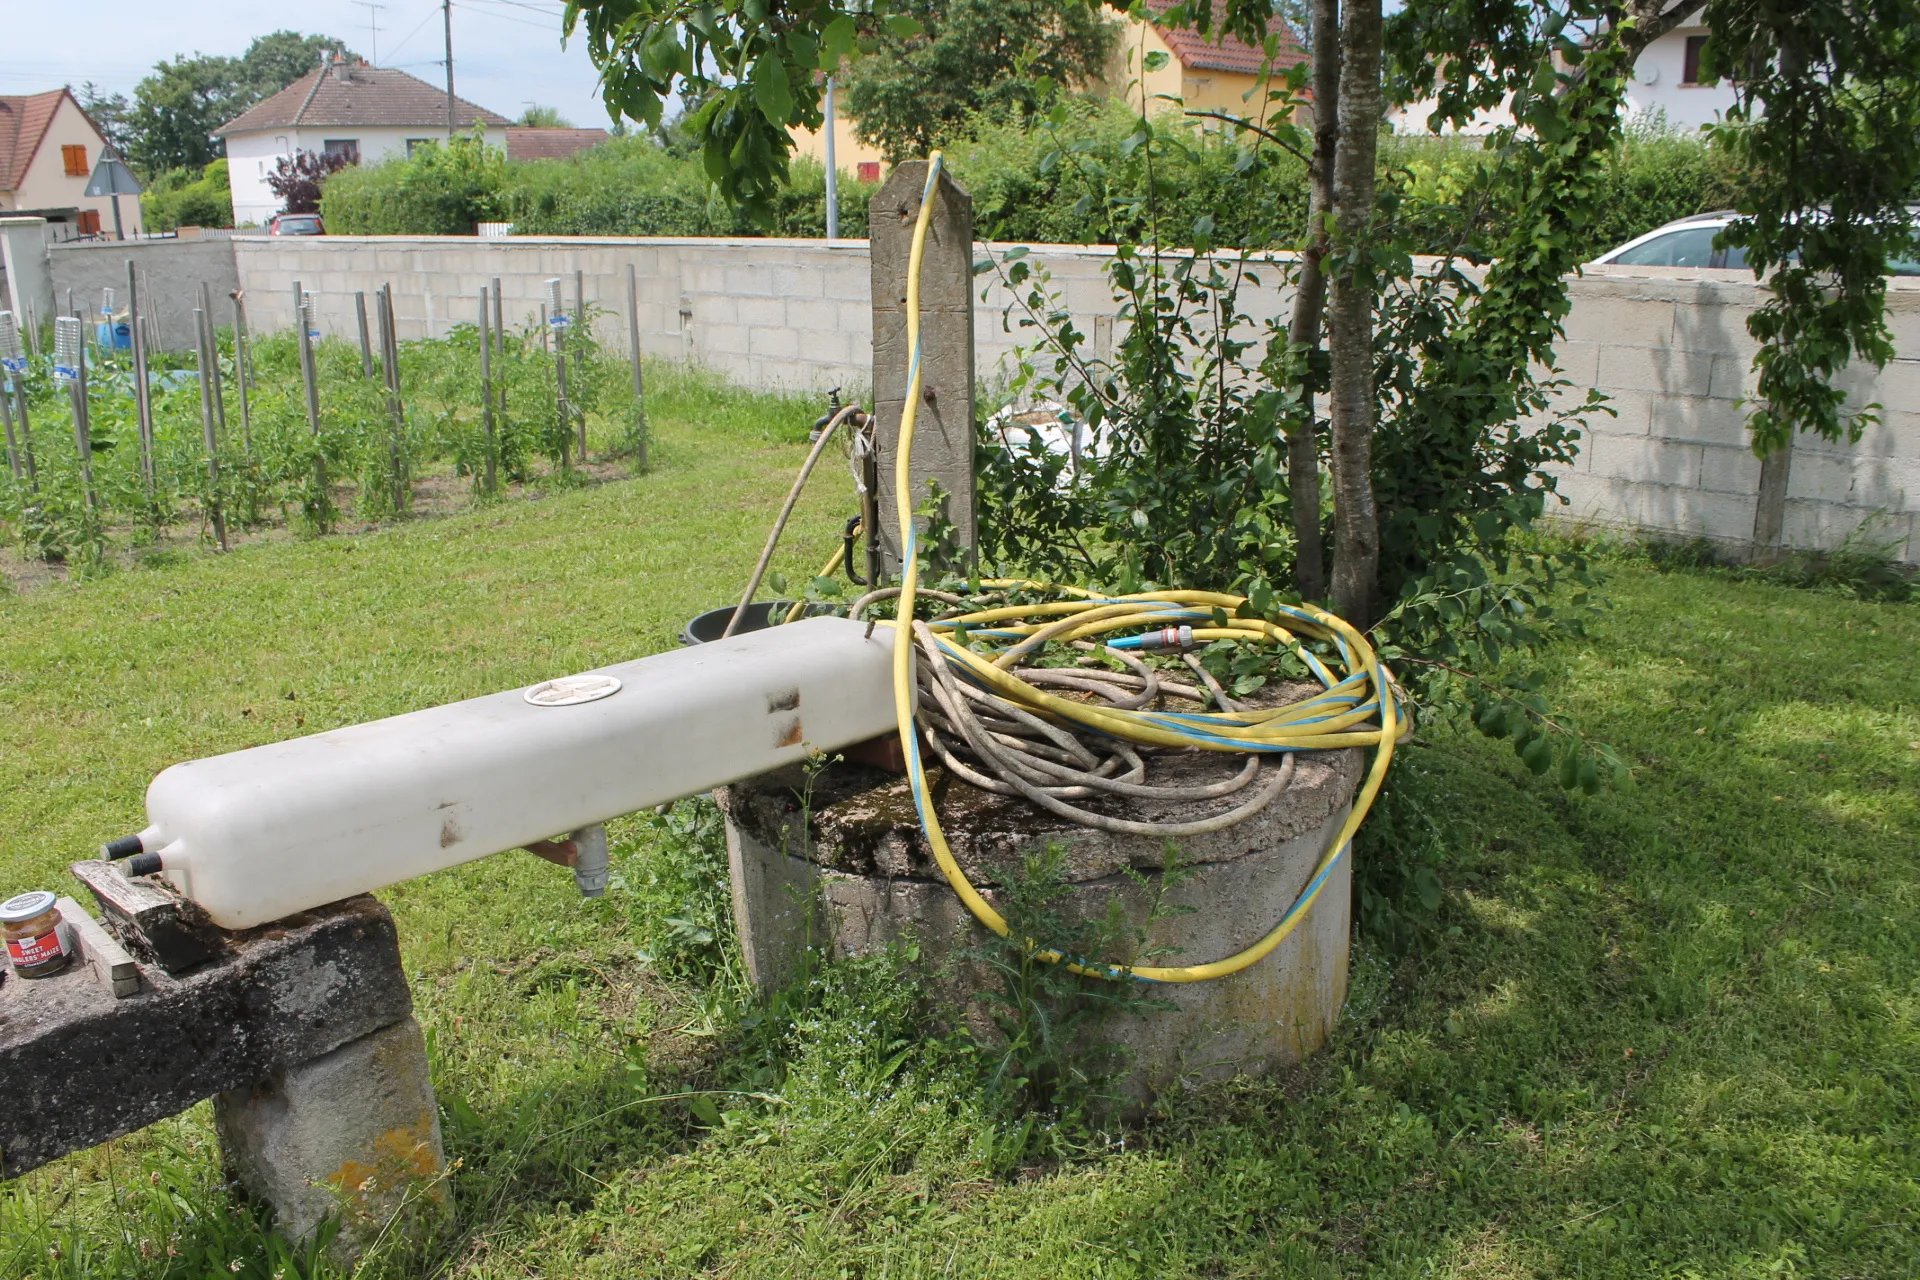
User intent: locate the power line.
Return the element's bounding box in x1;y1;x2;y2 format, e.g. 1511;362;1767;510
453;2;564;32
385;4;443;64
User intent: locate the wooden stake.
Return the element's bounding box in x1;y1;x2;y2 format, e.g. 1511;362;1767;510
71;321;97;515
126;260;155;499
0;369;18;482
294;281;326;528
198;282;227;444
573;268;587;461
479;286;496;495
355;291;376;377
193;306;227;550
491;275;506;427
230;291;253;457
376;284;408;513
626;263;647;472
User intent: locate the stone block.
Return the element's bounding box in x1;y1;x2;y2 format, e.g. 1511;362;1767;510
1651;393;1752;448
0;892;411;1180
1552;339;1603;385
1707;352;1757;401
215;1017;450;1262
723;264;775;296
736;296;787;327
701;322;752;356
1696;443;1764;495
769;265;826;299
1586;432;1703;488
749;325;801;359
1671;301;1757;358
1597;343;1712;397
1563;294;1673;348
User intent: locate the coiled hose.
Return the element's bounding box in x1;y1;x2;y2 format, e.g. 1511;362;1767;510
881;153;1403;984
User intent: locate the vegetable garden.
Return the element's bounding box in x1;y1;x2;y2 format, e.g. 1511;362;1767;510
0;295;650;576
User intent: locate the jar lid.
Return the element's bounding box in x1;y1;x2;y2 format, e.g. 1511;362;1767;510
0;890;57;923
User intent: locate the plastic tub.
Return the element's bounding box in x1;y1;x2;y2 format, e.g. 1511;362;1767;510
683;601;836;645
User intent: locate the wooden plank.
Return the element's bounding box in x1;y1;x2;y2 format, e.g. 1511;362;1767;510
54;897;142;998
69;860;230;976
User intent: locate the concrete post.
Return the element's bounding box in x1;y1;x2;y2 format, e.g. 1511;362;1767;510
870;161;976;575
215;1017;451;1262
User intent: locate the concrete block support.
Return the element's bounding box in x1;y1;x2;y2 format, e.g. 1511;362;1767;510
870;162;978;571
216;1018;450;1258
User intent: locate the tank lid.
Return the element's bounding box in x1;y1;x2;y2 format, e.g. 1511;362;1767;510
524;674;622;707
0;890;57;922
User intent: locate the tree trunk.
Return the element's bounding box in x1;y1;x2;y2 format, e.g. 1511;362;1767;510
1325;0;1383;628
1281;0;1341;604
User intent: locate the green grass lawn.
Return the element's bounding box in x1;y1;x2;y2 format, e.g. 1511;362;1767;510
1;385;1914;1278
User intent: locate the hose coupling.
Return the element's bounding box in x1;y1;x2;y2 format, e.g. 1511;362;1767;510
1134;625;1195;652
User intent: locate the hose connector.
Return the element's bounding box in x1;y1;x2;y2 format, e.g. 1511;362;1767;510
570;824;610;898
1134;625;1195;652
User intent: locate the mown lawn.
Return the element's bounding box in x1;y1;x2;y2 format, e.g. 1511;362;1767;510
0;384;1914;1278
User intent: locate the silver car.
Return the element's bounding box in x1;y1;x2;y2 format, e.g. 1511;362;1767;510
1592;211;1920;274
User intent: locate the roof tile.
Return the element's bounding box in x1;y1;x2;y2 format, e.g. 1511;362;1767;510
505;127;611;163
1146;0;1306;77
0;90;72;193
216;63;508;137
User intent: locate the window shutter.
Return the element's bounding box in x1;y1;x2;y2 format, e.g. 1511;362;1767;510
63;144;89;177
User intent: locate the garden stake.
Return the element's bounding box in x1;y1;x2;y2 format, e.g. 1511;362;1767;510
574;268;588;461
126;260;155;500
479;287;497;495
376;284;408;513
491;275;506;429
199;283;228;445
547;281;571;470
1;329;35;491
0;369;18;481
191;306;227;550
355;291;375;377
230;291;253;457
68;319;98;516
294;281;326;528
626;263;648;472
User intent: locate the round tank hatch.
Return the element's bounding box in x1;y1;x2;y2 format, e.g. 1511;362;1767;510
524;674;623;707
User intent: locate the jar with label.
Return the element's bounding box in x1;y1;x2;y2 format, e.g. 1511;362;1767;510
2;891;73;979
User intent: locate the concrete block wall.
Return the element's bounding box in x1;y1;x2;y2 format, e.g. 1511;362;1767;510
47;234;242;353
1541;264;1919;562
219;234;1917;564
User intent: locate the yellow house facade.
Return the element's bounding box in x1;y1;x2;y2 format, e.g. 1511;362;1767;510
789;2;1305;182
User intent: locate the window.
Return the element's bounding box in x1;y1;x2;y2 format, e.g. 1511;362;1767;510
322;138;361;164
406;138;434;158
62;144;88;176
1682;34;1709;85
1611;226;1721;268
857;161;880;184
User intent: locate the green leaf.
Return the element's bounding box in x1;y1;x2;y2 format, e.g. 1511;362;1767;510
884;14;923;37
752;57;794;126
1521;735;1555;775
686;1094;722;1126
1144;50;1170;72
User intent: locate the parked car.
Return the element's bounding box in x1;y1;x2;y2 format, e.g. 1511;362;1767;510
1592;210;1920;274
268;213;325;236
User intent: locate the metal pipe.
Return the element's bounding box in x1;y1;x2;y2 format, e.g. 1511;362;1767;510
126;260;154;498
626;263;647;472
230;291;253;458
192;307;227;550
573;268;587;461
355;291;375;377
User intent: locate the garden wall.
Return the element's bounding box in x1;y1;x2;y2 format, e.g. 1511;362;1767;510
47;233;242;354
218;233;1919;564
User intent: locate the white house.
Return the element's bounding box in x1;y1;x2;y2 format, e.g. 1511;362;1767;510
0;88;144;237
216;60;508;226
1391;10;1737;135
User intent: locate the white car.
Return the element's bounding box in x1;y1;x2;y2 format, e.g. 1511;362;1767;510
1591;211;1920;275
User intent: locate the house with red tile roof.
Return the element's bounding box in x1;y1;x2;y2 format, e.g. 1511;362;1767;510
790;2;1305;182
215;59;508;226
0;88;143;237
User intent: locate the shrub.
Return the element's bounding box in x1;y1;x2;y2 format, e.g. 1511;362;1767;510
321;131;507;234
141;159;234;230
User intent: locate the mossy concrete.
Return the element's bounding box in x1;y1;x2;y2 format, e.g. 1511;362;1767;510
718;738;1363;1100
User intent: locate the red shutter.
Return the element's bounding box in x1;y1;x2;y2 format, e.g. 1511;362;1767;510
63;144;89;176
77;210;101;235
857;161;880;184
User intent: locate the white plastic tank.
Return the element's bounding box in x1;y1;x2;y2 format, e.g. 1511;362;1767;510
133;617;900;929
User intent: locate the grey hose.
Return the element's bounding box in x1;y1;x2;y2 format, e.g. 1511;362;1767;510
911;621;1294;837
723;404;863;639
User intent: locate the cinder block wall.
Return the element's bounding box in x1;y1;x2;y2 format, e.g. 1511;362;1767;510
219;235;1917;563
48;234;243;353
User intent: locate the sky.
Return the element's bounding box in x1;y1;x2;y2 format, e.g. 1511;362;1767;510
0;0;614;129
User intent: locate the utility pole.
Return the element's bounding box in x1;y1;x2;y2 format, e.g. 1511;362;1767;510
824;77;840;241
443;0;456;139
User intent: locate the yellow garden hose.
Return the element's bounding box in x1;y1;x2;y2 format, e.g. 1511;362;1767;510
884;153;1403;983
